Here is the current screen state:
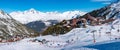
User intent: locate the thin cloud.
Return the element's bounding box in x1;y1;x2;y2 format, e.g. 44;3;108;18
92;0;112;2
91;0;114;4
102;2;111;4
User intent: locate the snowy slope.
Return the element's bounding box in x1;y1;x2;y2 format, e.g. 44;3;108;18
0;18;119;50
104;0;120;19
0;10;38;40
10;8;86;24
86;0;120;20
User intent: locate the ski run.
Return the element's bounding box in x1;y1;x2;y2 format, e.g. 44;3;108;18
0;20;120;50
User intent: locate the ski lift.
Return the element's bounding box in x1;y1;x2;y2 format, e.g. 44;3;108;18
91;30;97;43
91;30;97;33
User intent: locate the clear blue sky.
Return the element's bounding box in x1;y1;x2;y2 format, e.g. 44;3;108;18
0;0;116;13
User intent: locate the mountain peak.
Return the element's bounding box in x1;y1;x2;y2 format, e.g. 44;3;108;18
25;8;39;14
0;9;12;19
0;9;5;15
29;8;36;12
116;0;120;2
10;10;86;24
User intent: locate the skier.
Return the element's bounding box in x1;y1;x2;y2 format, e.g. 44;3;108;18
117;29;120;32
66;40;70;43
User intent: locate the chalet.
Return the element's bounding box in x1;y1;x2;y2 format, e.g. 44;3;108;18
86;14;98;25
86;14;97;21
103;18;115;24
0;38;2;42
76;18;87;28
85;14;115;26
61;14;115;29
71;18;77;28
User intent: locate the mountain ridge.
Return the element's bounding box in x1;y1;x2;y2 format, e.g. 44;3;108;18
10;9;86;24
84;0;120;20
0;10;39;42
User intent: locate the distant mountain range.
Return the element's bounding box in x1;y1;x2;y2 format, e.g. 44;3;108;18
10;8;86;24
10;9;86;32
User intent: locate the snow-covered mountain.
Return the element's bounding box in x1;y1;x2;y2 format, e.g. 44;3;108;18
0;10;39;40
10;8;86;24
10;9;86;32
0;1;120;50
86;0;120;20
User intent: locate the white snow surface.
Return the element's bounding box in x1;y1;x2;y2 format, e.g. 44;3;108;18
0;19;120;50
10;8;86;24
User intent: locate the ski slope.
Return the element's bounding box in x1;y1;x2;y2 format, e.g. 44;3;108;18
0;22;120;50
